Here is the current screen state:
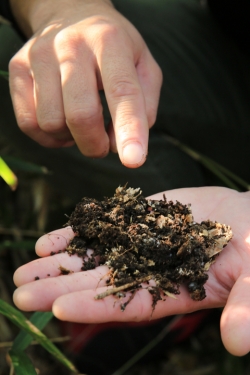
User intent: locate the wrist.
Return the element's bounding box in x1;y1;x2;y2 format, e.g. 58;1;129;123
9;0;114;37
9;0;34;37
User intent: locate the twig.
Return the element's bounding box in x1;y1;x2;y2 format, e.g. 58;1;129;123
94;275;153;299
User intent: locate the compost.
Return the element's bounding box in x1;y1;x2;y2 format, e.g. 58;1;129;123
65;186;232;311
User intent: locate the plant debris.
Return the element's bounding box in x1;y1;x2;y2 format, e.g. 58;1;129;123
65;186;233;311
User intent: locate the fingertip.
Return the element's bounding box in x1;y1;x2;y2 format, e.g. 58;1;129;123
221;306;250;356
52;297;68;321
13;268;22;287
13;287;34;312
35;226;74;256
13;289;21;309
52;292;107;323
35;236;48;256
13;262;39;287
121;142;147;168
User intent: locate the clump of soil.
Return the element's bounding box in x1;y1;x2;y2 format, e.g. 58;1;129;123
65;186;232;311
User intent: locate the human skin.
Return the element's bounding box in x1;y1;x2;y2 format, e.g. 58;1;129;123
8;0;162;167
13;186;250;357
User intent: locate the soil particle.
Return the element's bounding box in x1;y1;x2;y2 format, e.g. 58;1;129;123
65;186;232;311
59;266;73;275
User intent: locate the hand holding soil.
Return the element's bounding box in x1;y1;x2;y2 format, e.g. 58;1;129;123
13;186;250;357
65;186;232;306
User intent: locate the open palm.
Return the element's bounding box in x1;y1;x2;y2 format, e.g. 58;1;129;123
13;186;250;356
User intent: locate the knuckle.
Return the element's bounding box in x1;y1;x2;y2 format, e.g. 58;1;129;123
17;114;37;133
38;118;64;133
66;106;101;127
8;55;19;72
98;22;120;41
54;28;80;55
29;40;48;61
110;80;141;99
54;28;71;49
8;53;26;76
86;20;120;42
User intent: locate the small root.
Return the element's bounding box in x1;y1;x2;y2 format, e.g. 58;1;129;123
94;275;153;300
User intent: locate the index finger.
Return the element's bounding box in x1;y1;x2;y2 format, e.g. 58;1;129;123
99;37;148;168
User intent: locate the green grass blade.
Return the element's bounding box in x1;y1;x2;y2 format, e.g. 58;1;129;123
0;70;9;81
0;157;18;190
9;349;37;375
13;312;53;351
202;156;250;190
200;158;240;190
111;315;183;375
164;135;250;191
0;299;78;373
3;155;50;175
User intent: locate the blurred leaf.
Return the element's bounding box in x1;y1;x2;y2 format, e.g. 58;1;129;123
13;312;53;351
0;157;18;190
9;349;37;375
0;240;36;252
0;69;9;81
0;299;78;373
3;155;50;175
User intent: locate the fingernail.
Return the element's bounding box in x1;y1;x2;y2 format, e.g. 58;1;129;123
122;143;145;166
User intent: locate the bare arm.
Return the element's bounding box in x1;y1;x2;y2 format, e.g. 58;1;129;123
9;0;114;37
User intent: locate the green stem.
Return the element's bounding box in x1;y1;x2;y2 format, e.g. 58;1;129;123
111;315;183;375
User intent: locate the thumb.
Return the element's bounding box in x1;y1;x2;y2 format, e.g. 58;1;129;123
220;272;250;356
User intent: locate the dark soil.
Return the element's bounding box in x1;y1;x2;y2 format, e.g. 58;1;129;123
65;186;232;311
